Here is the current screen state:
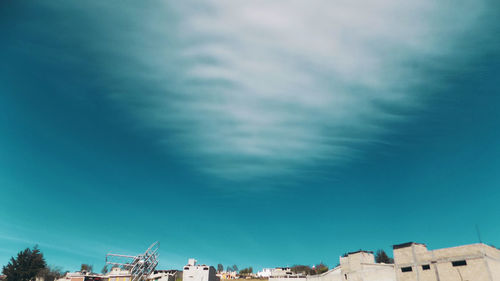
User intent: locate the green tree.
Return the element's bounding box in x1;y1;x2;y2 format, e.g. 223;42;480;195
239;267;253;276
101;265;109;275
231;265;238;273
314;264;328;275
375;250;394;264
80;264;93;273
307;263;328;275
217;264;224;273
291;265;311;275
2;246;47;281
37;266;64;281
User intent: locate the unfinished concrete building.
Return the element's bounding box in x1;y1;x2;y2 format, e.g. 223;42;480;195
393;242;500;281
148;270;180;281
56;271;104;281
337;251;395;281
182;259;219;281
270;251;395;281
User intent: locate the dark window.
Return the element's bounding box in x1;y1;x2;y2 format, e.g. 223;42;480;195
203;268;209;271
344;274;347;280
422;265;430;270
401;267;412;272
452;260;467;267
184;267;189;270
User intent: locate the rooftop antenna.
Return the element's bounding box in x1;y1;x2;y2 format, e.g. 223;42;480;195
475;224;483;244
106;242;160;281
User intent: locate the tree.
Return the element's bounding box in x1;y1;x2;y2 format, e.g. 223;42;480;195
37;266;64;281
101;265;109;275
291;265;311;275
314;264;328;275
375;250;394;264
80;264;93;273
217;264;224;273
239;267;253;276
2;246;47;281
226;266;231;272
307;263;328;276
231;265;238;273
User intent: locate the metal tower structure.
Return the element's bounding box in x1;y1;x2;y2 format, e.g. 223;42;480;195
105;242;159;281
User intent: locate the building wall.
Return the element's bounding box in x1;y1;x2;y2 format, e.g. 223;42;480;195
306;267;341;281
394;243;500;281
487;257;500;281
149;272;177;281
354;264;395;281
339;252;395;281
70;277;85;281
108;277;130;281
183;265;219;281
435;257;489;281
107;267;132;281
340;252;376;273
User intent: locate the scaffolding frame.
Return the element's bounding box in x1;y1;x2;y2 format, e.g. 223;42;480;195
105;242;159;281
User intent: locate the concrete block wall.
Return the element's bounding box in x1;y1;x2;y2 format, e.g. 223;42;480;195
394;242;500;281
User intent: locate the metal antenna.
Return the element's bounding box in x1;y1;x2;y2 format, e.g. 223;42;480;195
106;242;160;281
475;224;483;244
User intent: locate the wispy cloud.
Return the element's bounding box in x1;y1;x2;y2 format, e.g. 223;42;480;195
45;0;488;181
0;234;98;260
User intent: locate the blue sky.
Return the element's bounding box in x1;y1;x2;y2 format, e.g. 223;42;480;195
1;0;500;273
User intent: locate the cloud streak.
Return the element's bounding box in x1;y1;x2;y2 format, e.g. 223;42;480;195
42;0;489;181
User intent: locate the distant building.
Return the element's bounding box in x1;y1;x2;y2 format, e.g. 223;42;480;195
257;269;273;278
217;271;237;280
393;242;500;281
270;268;294;277
268;267;305;281
183;259;220;281
107;267;132;281
148;270;180;281
56;271;104;281
57;267;180;281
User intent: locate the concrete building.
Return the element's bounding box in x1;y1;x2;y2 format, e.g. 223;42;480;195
217;271;237;280
337;251;395;281
270;251;394;281
270;268;294;277
56;271;104;281
107;267;132;281
182;259;219;281
393;242;500;281
57;267;179;281
257;269;273;278
148;270;180;281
